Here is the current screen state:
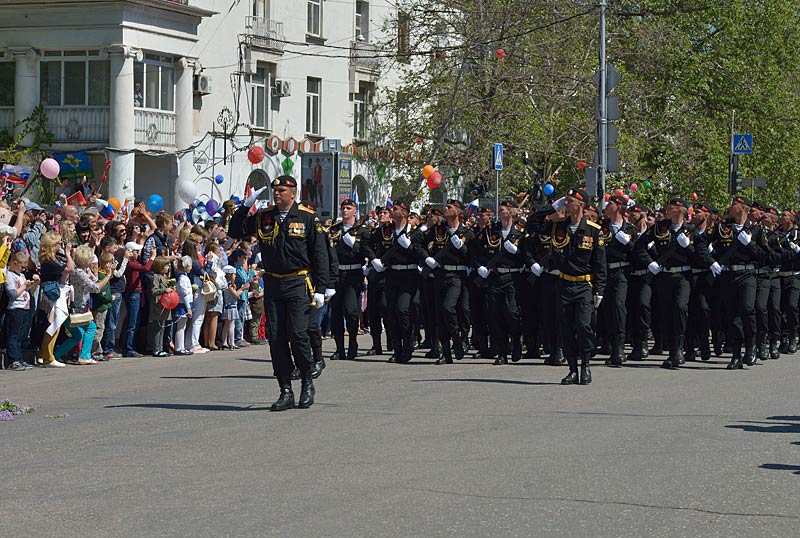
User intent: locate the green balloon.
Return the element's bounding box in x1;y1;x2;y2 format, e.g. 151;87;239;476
643;180;652;190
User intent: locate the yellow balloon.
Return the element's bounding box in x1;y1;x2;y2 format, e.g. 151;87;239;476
422;164;435;179
107;197;121;211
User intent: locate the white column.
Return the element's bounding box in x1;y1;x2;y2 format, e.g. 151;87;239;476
174;56;197;210
5;48;39;146
103;45;141;205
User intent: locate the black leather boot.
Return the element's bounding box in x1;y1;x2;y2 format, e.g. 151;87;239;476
699;340;711;361
270;377;295;411
727;347;743;370
546;348;565;366
673;335;685;365
330;351;342;361
757;342;769;361
561;356;579;385
453;337;465;360
579;357;592;385
311;359;325;379
297;371;315;409
626;339;645;361
789;334;798;354
494;355;508;365
778;337;789;354
744;347;758;366
424;346;441;359
770;340;780;360
511;338;522;362
347;337;358;360
290;366;301;380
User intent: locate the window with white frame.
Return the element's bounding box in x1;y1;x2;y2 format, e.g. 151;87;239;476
351;84;370;139
307;0;322;36
39;50;110;107
249;66;270;130
133;55;175;112
355;1;369;41
306;77;321;134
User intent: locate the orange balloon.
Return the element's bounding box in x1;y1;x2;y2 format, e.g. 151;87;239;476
422;164;435;179
107;197;121;211
691;192;698;201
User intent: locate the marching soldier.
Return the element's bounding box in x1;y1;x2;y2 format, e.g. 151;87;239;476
685;202;715;361
228;175;329;411
529;188;606;385
423;199;475;364
370;199;426;363
366;206;392;355
473;200;529;365
761;206;784;360
328;199;375;361
625;204;653;361
419;208;444;359
636;197;695;370
777;209;800;353
598;194;641;367
467;207;494;358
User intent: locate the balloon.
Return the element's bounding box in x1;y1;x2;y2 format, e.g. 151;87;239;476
159;290;179;310
215;174;224;185
177;180;197;204
643;180;652;190
426;172;442;190
691;192;698;201
205;199;219;216
40;158;60;179
630;183;638;192
107;197;121;211
496;48;506;60
247;146;265;164
147;194;163;213
230;195;241;204
577;160;587;170
604;193;611;202
422;165;435;179
543;183;555;196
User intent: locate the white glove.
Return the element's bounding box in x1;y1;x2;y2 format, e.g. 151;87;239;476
708;243;714;253
615;230;631;245
425;256;439;269
419;224;428;232
342;233;355;247
397;234;411;249
466;267;472;276
531;262;543;276
737;230;752;246
791;242;800;254
648;261;661;275
594;295;603;308
324;288;336;300
551;196;567;211
362;265;370;276
450;235;463;249
313;293;325;309
676;233;690;248
371;258;385;272
244;186;268;208
477;266;490;279
504;240;518;254
709;261;722;276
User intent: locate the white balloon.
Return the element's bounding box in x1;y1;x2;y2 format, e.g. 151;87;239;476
178;181;197;204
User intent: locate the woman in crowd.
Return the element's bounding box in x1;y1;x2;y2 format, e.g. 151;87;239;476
36;231;74;368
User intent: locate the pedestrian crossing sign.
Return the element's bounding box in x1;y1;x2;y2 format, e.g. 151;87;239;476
493;143;503;171
732;134;753;154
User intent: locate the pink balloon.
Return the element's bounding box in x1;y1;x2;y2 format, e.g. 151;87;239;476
40;158;60;179
630;183;638;192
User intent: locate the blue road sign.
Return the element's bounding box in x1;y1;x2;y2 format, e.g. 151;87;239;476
733;134;753;154
493;143;503;171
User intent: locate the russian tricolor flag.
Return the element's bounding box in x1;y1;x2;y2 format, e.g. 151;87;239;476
385;198;393;209
467;199;479;214
96;198;115;219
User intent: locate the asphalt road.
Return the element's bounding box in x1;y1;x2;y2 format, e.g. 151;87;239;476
2;337;799;538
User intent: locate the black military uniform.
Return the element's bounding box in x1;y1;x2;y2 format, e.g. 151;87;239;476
761;206;785;360
467;208;494;358
370;200;426;363
625;205;653;362
777;210;800;353
636;197;695;369
472;200;530;365
228;175;329;411
704;195;768;369
684;203;716;362
328;199;375;360
423;199;475;364
598;195;640;366
530;188;606;385
419;209;444;359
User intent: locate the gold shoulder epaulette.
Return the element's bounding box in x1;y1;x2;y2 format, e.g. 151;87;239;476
299;204;315;214
586;220;601;229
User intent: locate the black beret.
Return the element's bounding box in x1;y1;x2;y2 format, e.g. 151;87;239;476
272;175;297;188
732;195;752;207
608;194;627;207
566;188;588;203
340;199;357;207
667;197;687;208
446;199;463;210
499;200;518;209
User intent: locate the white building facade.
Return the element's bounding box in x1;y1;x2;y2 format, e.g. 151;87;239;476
0;0;402;216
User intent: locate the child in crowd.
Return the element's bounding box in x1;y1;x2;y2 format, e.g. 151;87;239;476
148;256;173;357
4;252;39;370
91;252;115;359
220;265;246;349
173;255;194;356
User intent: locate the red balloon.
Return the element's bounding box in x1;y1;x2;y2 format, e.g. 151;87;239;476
247;146;265;164
614;189;624;197
691;192;698;201
159;290;179;310
577;160;586;170
604;193;611;202
496;48;506;60
427;171;442;190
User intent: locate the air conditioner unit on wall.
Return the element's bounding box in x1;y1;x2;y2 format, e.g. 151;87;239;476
272;79;291;97
194;75;213;95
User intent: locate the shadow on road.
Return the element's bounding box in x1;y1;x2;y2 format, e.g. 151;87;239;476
237;358;271;363
105;403;270;411
409;378;560;386
161;375;274;380
760;463;800;475
726;417;800;434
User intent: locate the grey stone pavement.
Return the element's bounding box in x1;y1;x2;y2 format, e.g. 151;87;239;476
2;335;799;538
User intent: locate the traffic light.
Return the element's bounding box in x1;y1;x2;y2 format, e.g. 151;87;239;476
728;154;742;195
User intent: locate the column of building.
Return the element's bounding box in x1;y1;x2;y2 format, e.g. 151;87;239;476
175;56;197;210
5;47;39;146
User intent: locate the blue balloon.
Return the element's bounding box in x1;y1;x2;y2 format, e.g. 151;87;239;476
215;174;224;184
147;194;164;213
543;183;555;196
230;195;241;203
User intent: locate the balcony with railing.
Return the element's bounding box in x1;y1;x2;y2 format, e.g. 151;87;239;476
45;107;110;144
245;16;285;53
350;41;381;73
134;108;176;148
